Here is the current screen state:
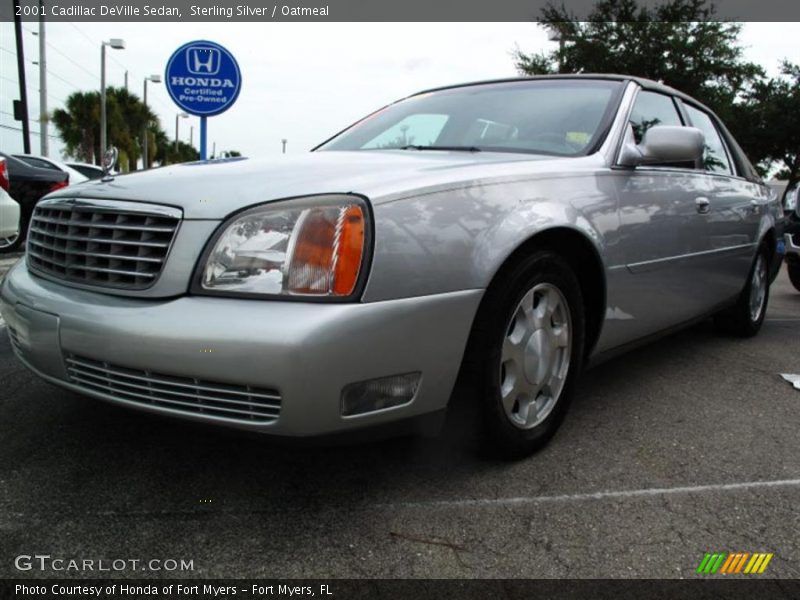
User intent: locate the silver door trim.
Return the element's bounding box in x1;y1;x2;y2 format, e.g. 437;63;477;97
626;242;755;274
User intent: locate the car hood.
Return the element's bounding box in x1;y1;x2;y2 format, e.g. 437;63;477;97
54;151;590;219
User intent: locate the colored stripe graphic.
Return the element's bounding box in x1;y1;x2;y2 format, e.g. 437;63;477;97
697;553;727;574
699;552;773;575
758;554;774;574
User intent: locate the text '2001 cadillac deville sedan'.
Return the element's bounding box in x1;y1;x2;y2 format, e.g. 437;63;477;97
0;75;782;457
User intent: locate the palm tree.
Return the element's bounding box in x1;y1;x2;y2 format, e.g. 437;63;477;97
52;91;101;163
52;87;164;171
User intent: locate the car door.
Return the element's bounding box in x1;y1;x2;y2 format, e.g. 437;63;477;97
680;103;762;303
607;89;717;346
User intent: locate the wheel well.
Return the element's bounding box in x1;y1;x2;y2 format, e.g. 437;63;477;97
761;227;776;257
484;228;606;358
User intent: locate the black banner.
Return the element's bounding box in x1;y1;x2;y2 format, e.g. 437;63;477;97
1;0;799;22
4;580;800;600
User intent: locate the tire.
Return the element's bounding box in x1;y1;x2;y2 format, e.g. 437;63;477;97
788;262;800;293
0;213;26;253
463;251;585;459
714;246;770;337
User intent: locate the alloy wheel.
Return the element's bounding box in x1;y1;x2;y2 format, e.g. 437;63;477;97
499;282;572;430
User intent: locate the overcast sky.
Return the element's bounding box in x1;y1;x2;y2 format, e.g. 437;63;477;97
1;22;798;160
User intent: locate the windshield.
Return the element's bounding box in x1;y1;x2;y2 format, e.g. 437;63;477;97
317;79;623;157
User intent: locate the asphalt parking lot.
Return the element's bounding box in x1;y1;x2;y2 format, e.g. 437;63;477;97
0;254;798;579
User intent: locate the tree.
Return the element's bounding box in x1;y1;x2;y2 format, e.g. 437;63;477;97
51;91;101;163
53;87;162;171
733;62;800;195
513;0;800;191
163;141;200;164
515;0;764;102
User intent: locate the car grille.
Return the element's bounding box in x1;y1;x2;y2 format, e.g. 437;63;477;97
65;354;282;423
27;199;181;290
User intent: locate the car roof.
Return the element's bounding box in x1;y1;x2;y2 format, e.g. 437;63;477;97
413;74;702;107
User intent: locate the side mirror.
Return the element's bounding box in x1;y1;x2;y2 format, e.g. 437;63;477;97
619;125;705;168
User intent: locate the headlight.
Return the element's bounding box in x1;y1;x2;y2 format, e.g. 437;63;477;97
196;195;371;299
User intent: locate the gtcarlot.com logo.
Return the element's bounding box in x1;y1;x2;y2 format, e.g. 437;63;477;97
696;552;773;575
15;554;194;572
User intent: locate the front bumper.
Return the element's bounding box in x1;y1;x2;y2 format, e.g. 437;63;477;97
0;261;482;437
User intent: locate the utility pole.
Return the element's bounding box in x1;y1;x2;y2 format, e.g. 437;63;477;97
124;70;128;91
12;0;31;153
38;0;48;156
281;139;287;154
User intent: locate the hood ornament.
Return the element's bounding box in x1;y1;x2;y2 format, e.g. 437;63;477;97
101;146;118;181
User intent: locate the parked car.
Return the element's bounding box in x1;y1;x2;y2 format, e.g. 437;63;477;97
13;154;89;185
0;158;21;250
66;161;105;180
0;152;68;253
0;75;783;457
784;184;800;291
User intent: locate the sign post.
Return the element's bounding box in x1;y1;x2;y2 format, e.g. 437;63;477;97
165;40;241;161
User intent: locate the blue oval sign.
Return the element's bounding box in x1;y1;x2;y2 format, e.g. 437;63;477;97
165;40;241;117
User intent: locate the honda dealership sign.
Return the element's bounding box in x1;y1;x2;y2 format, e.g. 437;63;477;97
166;40;241;116
165;40;241;158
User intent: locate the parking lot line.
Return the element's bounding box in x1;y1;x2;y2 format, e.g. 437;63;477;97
383;477;800;510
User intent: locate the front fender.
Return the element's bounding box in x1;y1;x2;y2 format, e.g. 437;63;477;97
362;173;615;302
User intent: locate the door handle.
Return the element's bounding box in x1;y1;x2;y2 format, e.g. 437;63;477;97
695;197;710;214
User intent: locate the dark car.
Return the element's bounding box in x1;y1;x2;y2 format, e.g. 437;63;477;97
783;185;800;291
0;151;68;253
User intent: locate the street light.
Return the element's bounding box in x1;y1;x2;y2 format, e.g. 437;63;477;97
142;74;161;169
175;112;188;153
100;38;125;163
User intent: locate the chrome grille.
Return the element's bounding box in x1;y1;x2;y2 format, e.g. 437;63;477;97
27;199;180;290
65;355;281;423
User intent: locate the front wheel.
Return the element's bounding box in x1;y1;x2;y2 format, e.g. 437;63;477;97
788;262;800;292
714;247;770;337
465;251;585;458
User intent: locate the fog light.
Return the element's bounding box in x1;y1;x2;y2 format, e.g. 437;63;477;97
341;372;421;416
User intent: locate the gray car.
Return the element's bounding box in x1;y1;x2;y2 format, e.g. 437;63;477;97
0;75;782;457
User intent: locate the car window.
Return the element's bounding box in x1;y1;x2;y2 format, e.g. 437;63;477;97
15;156;60;172
628;91;683;144
684;105;733;175
362;114;449;149
319;79;623;157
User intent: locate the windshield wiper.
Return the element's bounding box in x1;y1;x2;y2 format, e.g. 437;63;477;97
398;145;482;152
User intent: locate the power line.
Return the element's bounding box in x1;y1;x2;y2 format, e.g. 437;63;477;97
2;44;83;91
23;25;100;84
0;122;60;139
65;21;173;114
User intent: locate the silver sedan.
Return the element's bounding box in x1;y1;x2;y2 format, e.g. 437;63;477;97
0;75;782;457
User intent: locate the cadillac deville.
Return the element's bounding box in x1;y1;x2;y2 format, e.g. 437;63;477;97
0;75;782;457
